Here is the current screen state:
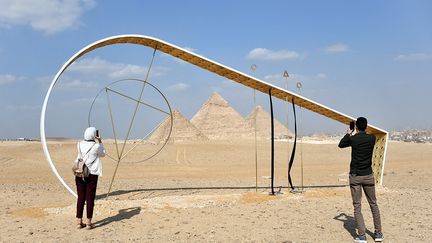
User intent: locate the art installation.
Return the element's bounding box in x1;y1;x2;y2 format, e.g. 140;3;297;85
40;34;388;198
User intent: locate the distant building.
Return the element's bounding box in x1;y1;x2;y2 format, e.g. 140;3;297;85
390;129;432;143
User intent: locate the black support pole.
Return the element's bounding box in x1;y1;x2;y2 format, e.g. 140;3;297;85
268;88;275;195
288;97;297;191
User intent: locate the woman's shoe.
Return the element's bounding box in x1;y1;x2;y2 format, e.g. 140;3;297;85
76;223;86;229
86;223;95;230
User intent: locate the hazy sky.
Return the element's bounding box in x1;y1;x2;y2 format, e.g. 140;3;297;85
0;0;431;138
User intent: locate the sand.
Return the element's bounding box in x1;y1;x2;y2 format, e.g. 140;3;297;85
0;140;431;242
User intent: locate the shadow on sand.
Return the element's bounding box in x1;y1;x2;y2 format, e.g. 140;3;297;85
94;207;141;228
333;213;374;238
96;184;349;199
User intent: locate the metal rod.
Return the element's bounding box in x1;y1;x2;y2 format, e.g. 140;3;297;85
251;64;258;193
106;157;121;198
119;119;163;161
105;87;170;115
297;83;304;191
106;47;158;198
283;71;290;190
105;88;120;160
301;130;304;191
118;47;157;159
105;88;121;198
254;89;258;192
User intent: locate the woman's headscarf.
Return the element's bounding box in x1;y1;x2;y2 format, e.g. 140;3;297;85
84;127;97;141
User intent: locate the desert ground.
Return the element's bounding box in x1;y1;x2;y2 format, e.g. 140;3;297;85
0;140;431;242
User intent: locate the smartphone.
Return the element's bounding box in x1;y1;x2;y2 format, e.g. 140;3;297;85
96;130;99;138
349;121;355;130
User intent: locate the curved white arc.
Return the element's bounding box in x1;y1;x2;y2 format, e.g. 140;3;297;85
40;61;79;198
42;34;389;196
39;36;128;197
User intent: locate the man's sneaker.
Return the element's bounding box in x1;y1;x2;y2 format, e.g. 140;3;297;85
374;231;384;242
354;234;367;243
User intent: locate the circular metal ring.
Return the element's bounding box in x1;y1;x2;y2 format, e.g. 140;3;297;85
87;78;173;163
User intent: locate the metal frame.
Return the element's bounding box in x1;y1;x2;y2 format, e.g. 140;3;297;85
87;78;173;163
40;34;388;198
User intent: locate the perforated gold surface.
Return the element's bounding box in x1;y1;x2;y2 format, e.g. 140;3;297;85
372;133;387;184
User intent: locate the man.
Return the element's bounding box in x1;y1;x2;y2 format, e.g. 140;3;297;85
338;117;384;242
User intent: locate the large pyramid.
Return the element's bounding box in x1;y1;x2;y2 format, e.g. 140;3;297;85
191;92;254;140
245;105;293;140
149;110;209;143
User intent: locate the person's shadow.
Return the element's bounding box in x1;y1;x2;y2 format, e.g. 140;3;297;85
333;213;374;238
334;213;357;238
94;207;141;228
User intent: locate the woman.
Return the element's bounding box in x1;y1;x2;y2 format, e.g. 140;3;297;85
75;127;105;229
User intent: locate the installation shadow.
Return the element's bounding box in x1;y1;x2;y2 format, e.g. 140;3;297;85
94;207;141;228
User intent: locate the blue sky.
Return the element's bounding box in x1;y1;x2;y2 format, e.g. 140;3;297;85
0;0;431;138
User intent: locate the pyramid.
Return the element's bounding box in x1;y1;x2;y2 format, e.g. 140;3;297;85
149;110;209;143
191;92;254;140
245;105;293;140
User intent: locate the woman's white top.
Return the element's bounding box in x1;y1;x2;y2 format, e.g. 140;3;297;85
76;141;106;176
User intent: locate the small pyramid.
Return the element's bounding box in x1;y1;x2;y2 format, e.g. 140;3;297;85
149;110;209;143
245;105;293;139
191;92;254;140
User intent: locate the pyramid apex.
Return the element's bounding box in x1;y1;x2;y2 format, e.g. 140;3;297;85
190;92;254;140
206;92;228;107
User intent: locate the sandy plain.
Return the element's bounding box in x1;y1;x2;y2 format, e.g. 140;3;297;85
0;140;431;242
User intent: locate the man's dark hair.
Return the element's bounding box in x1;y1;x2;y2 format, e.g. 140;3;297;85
356;117;368;131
